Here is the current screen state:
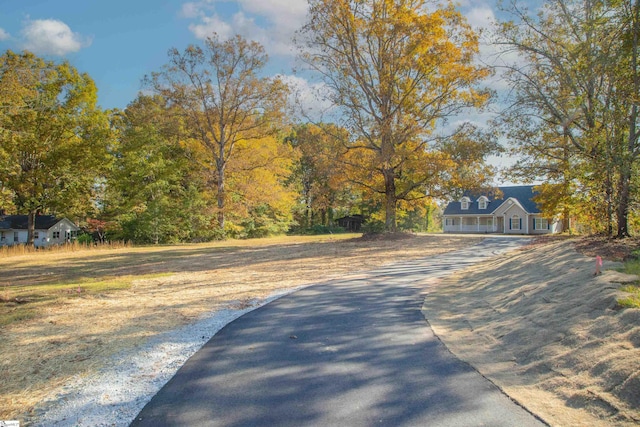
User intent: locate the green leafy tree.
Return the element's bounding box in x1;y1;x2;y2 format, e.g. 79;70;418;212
106;94;213;244
0;50;112;244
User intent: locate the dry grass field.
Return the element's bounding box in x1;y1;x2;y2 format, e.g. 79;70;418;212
0;233;481;422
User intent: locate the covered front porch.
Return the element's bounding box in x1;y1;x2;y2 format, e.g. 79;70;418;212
443;216;501;234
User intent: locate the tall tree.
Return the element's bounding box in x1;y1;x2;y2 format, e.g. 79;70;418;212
106;94;214;244
0;50;111;244
496;0;640;237
298;0;493;231
147;34;290;234
614;0;640;237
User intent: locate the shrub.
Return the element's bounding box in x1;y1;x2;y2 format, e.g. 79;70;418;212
618;284;640;309
361;220;386;235
77;233;94;244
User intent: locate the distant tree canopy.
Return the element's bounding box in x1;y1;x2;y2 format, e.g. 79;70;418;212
0;7;548;244
0;50;112;244
104;94;215;244
496;0;640;237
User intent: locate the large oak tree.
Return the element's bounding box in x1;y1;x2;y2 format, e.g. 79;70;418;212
298;0;494;231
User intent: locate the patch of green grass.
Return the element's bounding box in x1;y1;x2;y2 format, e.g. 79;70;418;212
618;256;640;308
618;284;640;309
622;255;640;276
0;307;38;327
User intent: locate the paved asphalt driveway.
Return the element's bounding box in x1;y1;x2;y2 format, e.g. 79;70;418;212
131;237;546;426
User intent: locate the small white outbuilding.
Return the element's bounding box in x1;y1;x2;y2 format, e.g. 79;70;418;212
0;214;80;247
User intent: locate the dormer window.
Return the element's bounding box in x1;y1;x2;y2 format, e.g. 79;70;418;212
478;196;488;210
461;196;471;210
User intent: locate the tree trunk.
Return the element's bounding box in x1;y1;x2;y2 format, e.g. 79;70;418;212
425;204;431;232
563;207;571;234
27;209;37;246
217;163;226;231
617;168;631;238
619;0;640;238
605;168;614;236
383;168;397;232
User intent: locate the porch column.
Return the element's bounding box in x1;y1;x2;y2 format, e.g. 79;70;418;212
525;214;529;234
459;217;463;232
477;217;480;232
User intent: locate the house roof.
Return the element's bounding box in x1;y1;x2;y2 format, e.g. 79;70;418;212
443;186;541;216
0;215;66;230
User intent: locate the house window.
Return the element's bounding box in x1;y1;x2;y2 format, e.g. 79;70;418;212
510;215;521;230
34;231;39;239
0;231;5;241
478;197;488;210
445;218;455;226
53;231;60;239
534;218;549;230
14;232;19;242
461;197;470;210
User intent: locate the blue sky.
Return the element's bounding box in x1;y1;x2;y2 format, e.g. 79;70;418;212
0;0;501;112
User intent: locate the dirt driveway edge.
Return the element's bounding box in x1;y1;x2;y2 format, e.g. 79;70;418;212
422;239;640;426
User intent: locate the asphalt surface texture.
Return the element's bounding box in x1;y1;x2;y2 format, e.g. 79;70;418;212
131;237;546;427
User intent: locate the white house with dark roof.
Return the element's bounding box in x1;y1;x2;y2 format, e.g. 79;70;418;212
0;214;80;247
442;186;563;235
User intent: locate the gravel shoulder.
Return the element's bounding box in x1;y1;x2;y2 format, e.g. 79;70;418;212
31;290;302;426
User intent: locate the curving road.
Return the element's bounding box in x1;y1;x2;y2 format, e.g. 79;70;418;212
131;237;545;426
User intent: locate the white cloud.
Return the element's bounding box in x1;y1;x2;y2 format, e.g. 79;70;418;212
466;6;496;32
278;74;335;121
189;13;235;40
182;0;307;57
21;19;91;56
459;5;518;94
181;2;201;19
0;28;10;41
236;0;307;31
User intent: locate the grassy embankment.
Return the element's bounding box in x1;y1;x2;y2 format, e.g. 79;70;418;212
620;250;640;308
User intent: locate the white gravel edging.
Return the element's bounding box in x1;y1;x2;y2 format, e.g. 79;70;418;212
32;288;303;427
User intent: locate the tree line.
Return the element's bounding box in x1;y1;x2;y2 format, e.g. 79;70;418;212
497;0;640;238
0;0;638;243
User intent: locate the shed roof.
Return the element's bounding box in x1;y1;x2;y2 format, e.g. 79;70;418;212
443;186;541;216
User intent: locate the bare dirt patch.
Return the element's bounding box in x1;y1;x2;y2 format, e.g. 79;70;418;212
574;235;640;261
0;233;481;422
423;237;640;426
